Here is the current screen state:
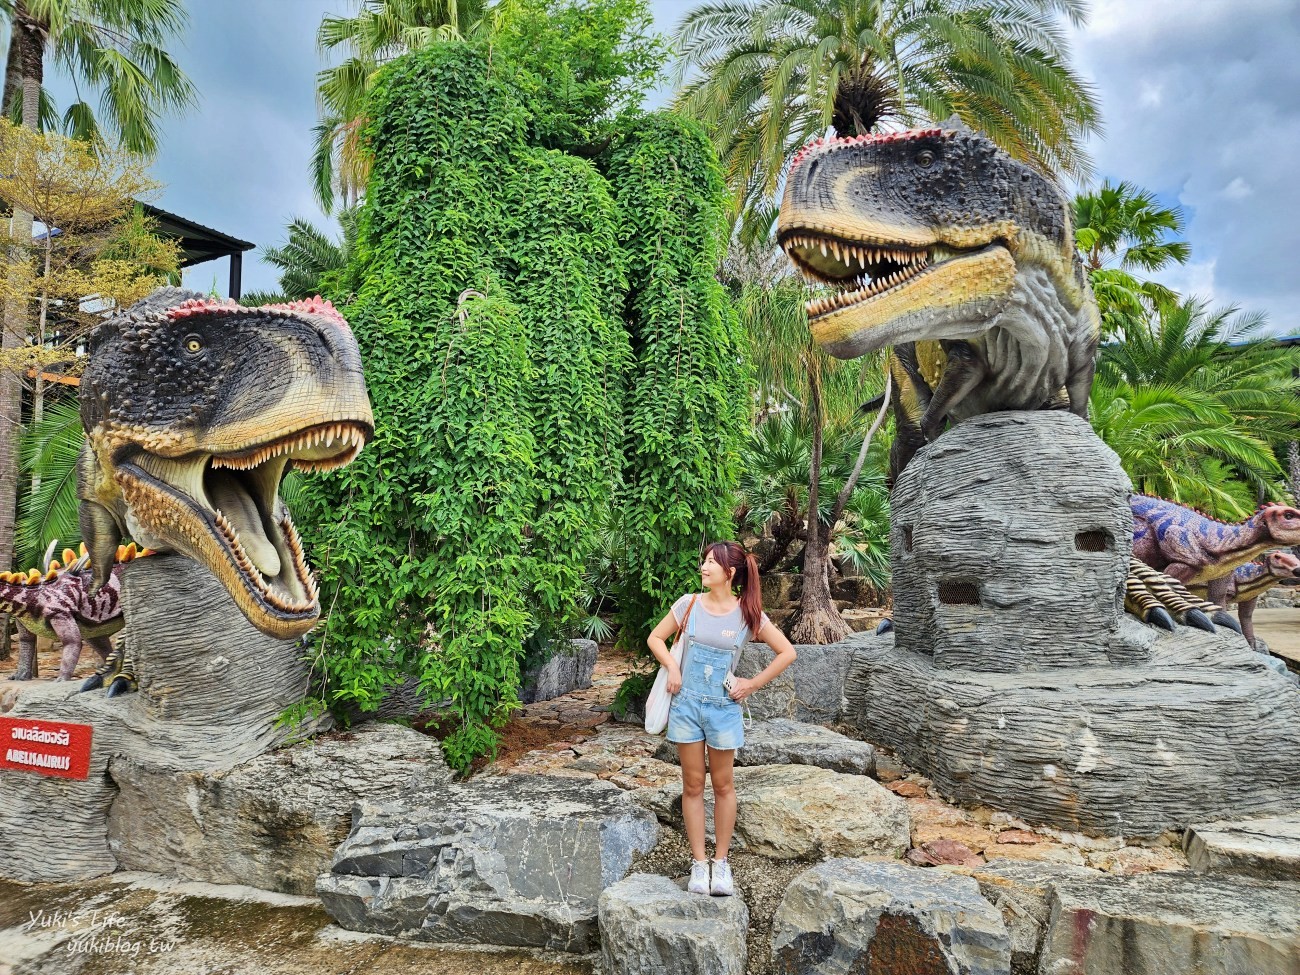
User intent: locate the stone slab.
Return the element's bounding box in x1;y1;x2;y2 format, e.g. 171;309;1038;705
598;873;748;975
735;639;860;724
1040;871;1300;975
771;858;1010;975
521;640;599;705
317;774;659;952
654;717;875;775
107;724;452;895
1184;813;1300;881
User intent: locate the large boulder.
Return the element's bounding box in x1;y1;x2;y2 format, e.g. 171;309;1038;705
1038;871;1300;974
107;724;452;895
771;859;1011;975
317;774;659;952
654;718;875;776
598;873;748;975
736;640;860;724
636;764;908;860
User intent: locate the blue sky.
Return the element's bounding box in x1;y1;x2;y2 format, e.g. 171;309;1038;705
45;0;1300;333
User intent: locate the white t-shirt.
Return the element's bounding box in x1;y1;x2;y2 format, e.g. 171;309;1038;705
672;593;771;649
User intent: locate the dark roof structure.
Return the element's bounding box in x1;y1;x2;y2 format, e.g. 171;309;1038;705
140;203;254;300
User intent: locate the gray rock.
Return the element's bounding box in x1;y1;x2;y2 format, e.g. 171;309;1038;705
0;556;327;883
655;718;874;775
521;639;599;705
736;639;860;724
1038;871;1300;974
771;859;1011;975
845;627;1300;836
317;773;659;952
1185;814;1300;881
106;724;452;895
598;873;748;975
636;764;908;860
963;860;1101;974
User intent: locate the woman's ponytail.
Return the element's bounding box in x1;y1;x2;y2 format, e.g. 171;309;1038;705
738;549;764;638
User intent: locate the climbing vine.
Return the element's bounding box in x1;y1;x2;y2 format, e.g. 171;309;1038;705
296;7;744;769
604;113;752;647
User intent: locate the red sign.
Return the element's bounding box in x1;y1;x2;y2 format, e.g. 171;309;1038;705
0;716;93;780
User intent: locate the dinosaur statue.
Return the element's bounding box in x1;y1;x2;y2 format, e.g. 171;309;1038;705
1131;494;1300;604
77;288;373;643
776;123;1253;636
2;544;145;686
1190;550;1300;648
778;121;1100;482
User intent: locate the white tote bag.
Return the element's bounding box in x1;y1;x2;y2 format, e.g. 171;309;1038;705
644;595;698;734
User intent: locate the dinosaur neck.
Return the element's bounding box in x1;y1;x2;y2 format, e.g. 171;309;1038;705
1199;514;1272;564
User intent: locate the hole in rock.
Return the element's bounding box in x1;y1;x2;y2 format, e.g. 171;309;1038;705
937;580;980;606
1075;529;1111;552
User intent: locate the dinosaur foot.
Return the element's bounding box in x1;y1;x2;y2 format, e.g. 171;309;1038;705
106;672;136;697
1178;608;1217;633
80;672;106;692
875;618;895;635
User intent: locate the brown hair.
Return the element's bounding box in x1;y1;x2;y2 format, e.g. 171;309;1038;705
702;540;764;637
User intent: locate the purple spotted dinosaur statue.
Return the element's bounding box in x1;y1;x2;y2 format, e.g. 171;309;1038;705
1131;495;1300;606
1191;550;1300;649
2;543;148;690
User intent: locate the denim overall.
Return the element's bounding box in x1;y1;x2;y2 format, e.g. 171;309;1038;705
666;606;749;751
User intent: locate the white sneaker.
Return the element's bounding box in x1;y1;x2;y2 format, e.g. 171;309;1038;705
687;859;710;894
710;858;735;896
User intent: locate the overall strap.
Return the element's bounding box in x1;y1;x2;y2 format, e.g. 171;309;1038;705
683;597;699;671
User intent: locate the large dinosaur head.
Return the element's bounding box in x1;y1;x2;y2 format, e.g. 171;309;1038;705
777;124;1090;358
79;288;373;639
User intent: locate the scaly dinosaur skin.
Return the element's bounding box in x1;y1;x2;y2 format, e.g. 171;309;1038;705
1191;550;1300;648
1131;495;1300;603
1;546;143;682
78;288;373;640
777;123;1100;479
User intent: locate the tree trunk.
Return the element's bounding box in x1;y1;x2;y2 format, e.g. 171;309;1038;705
0;3;45;573
790;353;851;644
1289;441;1300;507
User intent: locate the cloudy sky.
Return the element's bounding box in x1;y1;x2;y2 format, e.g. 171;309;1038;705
47;0;1300;334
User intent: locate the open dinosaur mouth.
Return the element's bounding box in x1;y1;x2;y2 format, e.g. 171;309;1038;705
114;421;368;637
779;231;1001;320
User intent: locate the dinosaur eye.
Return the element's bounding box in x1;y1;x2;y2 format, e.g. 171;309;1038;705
916;150;936;168
184;335;203;354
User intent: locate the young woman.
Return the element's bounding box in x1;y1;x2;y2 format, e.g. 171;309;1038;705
647;540;798;896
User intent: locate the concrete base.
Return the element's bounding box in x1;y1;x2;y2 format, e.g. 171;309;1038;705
844;624;1300;837
0;556;326;883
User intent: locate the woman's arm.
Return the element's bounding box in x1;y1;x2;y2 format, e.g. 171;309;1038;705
727;620;798;702
647;609;685;693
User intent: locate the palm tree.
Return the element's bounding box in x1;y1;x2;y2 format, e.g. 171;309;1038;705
243;209;359;306
0;0;195;153
674;0;1100;236
1075;180;1190;337
313;0;492;211
1092;299;1300;517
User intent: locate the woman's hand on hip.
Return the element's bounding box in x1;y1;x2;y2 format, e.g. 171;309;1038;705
728;676;756;702
666;665;682;695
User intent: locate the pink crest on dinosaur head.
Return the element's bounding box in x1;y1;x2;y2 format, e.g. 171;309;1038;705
166;296;238;320
262;296;352;333
788;127;946;175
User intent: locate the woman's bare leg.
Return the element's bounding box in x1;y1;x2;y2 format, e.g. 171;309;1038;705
708;746;736;859
678;741;708;862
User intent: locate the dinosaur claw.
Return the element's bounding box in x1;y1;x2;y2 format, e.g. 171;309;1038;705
875;618;895;635
1212;610;1243;635
1183;608;1216;633
1145;607;1176;631
106;675;136;697
80;673;105;692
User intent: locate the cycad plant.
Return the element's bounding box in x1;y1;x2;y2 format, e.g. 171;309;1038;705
1091;299;1300;517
